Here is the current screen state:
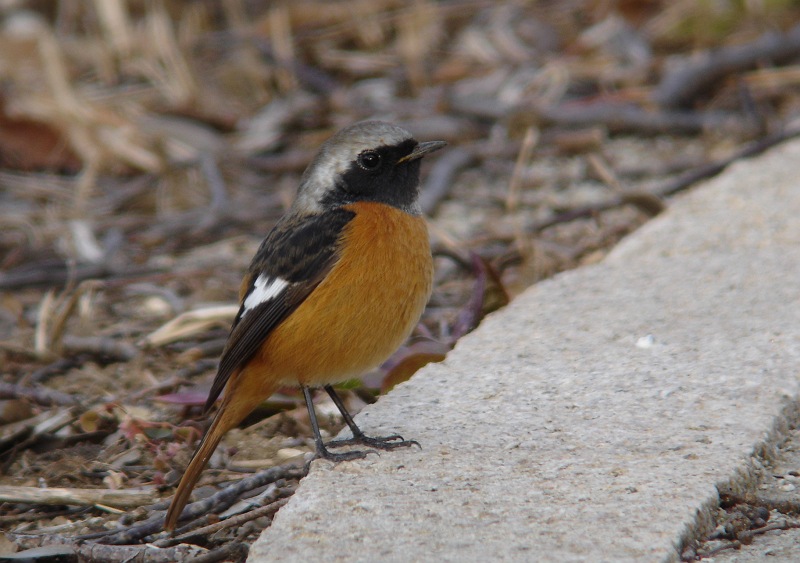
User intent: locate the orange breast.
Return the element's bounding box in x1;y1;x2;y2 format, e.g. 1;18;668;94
255;202;433;386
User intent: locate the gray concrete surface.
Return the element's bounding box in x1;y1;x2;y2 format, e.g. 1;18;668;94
249;138;800;563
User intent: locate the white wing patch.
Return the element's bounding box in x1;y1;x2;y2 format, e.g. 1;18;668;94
240;275;289;319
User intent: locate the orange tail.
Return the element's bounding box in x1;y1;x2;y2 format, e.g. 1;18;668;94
164;409;231;531
164;371;278;531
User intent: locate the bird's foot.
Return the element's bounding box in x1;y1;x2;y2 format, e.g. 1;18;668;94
327;433;420;451
310;445;377;466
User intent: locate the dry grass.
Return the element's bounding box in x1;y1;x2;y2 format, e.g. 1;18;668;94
1;0;800;560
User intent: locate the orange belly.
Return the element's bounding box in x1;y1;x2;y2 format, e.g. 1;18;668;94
253;202;432;386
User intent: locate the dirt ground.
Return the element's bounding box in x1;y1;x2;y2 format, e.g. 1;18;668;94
2;1;800;561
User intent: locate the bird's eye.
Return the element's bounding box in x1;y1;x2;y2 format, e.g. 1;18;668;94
357;151;382;171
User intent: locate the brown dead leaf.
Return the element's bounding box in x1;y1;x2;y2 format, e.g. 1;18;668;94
380;340;449;393
0;98;80;172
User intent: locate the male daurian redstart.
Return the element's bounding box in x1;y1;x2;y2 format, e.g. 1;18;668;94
163;121;445;531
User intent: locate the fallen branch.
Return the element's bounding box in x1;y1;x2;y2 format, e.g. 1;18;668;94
0;485;157;508
135;196;283;248
86;462;307;544
156;464;305;536
0;408;75;456
655;23;800;108
0;260;158;291
654;125;800;198
530;124;800;232
27;356;84;384
62;335;138;362
532;103;754;135
0;507;82;525
160;497;290;547
0;382;78;406
530;191;661;233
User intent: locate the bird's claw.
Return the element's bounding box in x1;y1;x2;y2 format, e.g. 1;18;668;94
327;433;420;451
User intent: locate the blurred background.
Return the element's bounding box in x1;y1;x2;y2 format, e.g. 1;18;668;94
1;0;800;558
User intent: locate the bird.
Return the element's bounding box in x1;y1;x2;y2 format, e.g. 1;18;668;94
163;120;446;531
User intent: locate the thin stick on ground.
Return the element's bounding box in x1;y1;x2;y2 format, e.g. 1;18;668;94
158;497;290;547
82;462;306;545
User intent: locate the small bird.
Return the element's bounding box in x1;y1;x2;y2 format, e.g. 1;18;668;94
164;121;445;531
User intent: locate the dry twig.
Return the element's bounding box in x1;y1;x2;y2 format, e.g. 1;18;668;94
532;103;755;135
0;382;79;406
654;125;800;198
655;23;800;108
159;497;290;547
0;485;157;508
82;463;306;545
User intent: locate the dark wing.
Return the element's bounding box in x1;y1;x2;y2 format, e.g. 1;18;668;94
204;208;356;412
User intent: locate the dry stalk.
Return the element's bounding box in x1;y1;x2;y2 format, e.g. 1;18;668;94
33;20;162;178
269;4;297;92
743;65;800;93
30;279;103;363
34;289;57;360
397;0;441;92
506;126;543;285
505;126;538;213
171;497;289;543
138;2;197;106
143;305;239;347
352;0;387;47
587;153;623;192
48;280;103;357
36;27;100;192
93;0;133;58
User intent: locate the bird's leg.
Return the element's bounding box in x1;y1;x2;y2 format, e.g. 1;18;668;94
323;385;420;451
302;386;374;461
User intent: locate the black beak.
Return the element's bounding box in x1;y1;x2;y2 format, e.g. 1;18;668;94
397;140;447;164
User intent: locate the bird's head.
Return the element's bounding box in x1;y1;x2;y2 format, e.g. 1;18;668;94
294;121;446;215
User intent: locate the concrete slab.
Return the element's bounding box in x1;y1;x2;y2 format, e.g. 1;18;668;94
249;138;800;562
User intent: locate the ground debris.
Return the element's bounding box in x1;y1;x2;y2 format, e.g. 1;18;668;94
3;1;800;561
